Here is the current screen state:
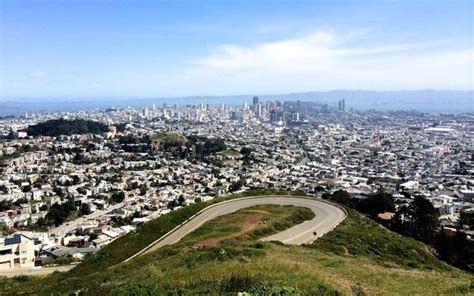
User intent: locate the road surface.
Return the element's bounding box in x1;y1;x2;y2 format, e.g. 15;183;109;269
126;195;346;262
49;201;127;237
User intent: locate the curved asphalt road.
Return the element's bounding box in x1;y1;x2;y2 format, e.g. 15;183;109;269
125;196;346;262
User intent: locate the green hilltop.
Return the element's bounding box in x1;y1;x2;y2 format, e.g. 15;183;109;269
149;132;189;149
25;119;109;137
1;191;472;295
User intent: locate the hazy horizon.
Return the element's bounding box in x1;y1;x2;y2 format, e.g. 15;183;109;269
0;88;473;101
1;89;472;116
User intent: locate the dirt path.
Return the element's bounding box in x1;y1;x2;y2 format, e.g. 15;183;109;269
192;213;263;248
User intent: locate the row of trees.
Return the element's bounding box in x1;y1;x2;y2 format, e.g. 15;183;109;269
323;189;473;271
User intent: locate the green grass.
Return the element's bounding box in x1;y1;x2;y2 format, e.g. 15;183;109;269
0;190;300;291
149;132;188;147
1;194;473;295
68;189;297;273
178;204;314;247
220;148;241;157
310;208;449;270
0;203;317;295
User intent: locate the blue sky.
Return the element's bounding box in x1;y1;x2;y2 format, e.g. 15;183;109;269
0;0;472;99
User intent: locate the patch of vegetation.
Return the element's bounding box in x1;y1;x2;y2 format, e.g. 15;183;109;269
150;132;188;148
220;148;241;156
149;133;227;162
323;189;474;272
110;283;162;296
1;192;472;295
179;204;314;247
26;119;108;137
66;189;296;273
310;209;448;270
42;198;77;226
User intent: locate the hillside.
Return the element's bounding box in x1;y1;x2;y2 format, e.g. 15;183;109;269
149;132;188;149
25;119;109;137
1;193;472;295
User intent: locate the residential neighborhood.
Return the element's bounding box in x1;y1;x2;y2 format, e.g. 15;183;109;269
0;99;473;271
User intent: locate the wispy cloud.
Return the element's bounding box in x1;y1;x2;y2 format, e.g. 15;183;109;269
195;32;452;68
28;71;48;79
188;31;473;92
195;32;336;68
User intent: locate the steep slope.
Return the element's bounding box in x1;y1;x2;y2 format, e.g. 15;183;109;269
1;194;472;295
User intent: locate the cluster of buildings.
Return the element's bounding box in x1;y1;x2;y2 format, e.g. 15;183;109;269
0;99;472;270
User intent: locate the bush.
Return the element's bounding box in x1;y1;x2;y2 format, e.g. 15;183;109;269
110;283;161;296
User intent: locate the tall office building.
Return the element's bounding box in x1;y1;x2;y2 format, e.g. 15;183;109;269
270;110;277;123
337;99;346;112
291;112;300;122
276;111;285;122
242;99;248;111
252;96;259;113
256;103;262;118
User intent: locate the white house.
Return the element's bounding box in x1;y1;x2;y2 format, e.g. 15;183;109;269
0;233;35;270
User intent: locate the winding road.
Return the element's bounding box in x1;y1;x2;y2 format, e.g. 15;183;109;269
125;195;346;262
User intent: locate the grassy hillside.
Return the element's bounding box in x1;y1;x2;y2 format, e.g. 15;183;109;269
1;194;473;295
149;132;188;148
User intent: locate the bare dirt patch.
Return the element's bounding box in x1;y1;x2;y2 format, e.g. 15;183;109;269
192;213;263;248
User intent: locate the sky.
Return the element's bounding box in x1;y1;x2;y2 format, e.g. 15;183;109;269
0;0;473;99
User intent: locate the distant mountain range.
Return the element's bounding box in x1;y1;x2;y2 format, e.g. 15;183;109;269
0;90;472;116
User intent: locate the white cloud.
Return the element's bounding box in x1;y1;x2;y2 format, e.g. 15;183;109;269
28;71;48;79
188;31;473;92
195;32;336;69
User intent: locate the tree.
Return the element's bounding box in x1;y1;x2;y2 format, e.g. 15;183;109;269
240;147;254;165
328;190;352;206
459;209;474;230
72;175;81;185
314;185;326;192
167;199;179;209
110;191;125;204
0;200;13;211
22;185;32;193
139;184;148;196
45;199;76;226
357;190;395;217
77;187;87;195
53;186;66;198
80;203;91;216
410;196;439;244
229;179;245;192
436;230;474;271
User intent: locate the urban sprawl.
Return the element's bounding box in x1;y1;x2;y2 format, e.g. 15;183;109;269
0;97;473;271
